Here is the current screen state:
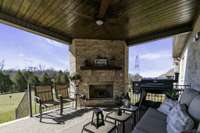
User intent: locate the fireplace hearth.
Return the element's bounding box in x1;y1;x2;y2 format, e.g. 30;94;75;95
89;84;113;99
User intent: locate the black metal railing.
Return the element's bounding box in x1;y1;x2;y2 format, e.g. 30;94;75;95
173;84;191;90
130;84;188;123
131;84;189;105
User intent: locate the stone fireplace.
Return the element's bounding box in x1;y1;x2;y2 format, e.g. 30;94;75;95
69;39;128;106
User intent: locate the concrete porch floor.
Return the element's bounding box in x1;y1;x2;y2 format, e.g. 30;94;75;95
0;107;133;133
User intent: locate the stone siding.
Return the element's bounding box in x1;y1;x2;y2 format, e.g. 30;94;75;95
69;39;128;106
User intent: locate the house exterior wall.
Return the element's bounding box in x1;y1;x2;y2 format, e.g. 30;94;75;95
178;45;188;85
178;16;200;91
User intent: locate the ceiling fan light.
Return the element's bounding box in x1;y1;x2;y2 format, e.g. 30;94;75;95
96;20;104;26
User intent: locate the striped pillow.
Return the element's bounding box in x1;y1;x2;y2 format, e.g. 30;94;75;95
167;104;194;133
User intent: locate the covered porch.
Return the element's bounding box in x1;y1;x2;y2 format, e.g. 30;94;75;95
0;0;200;133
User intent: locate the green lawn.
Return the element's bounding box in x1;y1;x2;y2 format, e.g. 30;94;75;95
0;92;24;123
0;92;69;124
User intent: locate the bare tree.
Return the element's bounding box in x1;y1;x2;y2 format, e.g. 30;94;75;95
38;64;46;72
0;59;5;71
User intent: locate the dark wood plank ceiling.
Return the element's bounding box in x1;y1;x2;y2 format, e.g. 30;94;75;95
0;0;199;45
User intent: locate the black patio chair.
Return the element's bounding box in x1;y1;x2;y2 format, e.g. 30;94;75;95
34;84;63;122
54;84;74;114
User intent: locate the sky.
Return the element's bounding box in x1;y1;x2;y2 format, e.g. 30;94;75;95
129;38;173;77
0;23;173;77
0;24;69;71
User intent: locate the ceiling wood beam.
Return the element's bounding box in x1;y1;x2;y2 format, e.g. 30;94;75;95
97;0;112;19
127;23;193;46
0;12;72;45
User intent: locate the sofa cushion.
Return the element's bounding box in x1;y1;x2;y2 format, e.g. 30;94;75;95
180;89;199;107
197;124;200;132
146;108;167;121
133;108;167;133
188;96;200;122
167;104;194;133
157;98;177;115
132;128;148;133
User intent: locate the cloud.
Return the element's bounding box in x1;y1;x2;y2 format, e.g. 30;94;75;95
140;52;171;60
16;55;68;71
43;38;67;48
129;70;169;78
140;70;167;77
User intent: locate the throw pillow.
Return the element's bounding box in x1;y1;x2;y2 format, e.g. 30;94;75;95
179;89;199;107
167;104;194;133
157;98;177;115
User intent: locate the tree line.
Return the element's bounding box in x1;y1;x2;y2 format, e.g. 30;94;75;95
0;70;69;94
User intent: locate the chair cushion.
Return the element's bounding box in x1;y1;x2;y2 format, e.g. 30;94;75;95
167;104;194;133
133;108;167;133
157;98;177;115
188;96;200;122
179;89;199;107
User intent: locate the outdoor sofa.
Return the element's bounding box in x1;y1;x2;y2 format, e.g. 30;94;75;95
132;88;200;133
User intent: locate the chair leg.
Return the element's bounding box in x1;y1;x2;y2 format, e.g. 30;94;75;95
60;97;63;115
81;128;84;133
35;102;36;114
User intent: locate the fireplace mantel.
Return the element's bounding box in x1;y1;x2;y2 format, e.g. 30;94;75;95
80;66;122;70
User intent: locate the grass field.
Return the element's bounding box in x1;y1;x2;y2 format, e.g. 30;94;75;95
0;92;24;123
0;91;69;124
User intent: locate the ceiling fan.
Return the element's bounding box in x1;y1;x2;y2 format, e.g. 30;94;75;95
72;0;129;26
95;0;113;26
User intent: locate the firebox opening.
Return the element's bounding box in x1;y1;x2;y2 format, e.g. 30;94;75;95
89;84;113;99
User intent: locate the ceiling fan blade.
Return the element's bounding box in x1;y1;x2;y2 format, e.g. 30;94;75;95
71;11;94;20
107;17;129;24
97;0;112;19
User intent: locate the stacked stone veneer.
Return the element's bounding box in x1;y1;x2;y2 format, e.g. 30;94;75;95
69;39;128;106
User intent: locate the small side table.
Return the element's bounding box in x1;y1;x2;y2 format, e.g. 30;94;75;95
120;105;138;128
105;112;131;133
82;121;116;133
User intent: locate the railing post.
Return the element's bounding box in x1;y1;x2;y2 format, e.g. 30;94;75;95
15;108;18;119
28;83;33;117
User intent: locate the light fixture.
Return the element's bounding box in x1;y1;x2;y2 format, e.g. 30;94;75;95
193;32;200;42
96;20;104;26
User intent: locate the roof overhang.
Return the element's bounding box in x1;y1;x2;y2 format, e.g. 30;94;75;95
173;32;191;58
0;0;199;46
173;13;200;59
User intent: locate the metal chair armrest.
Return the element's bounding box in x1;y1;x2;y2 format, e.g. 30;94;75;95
34;96;41;103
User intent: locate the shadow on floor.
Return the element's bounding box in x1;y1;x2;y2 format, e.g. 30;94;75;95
36;107;94;124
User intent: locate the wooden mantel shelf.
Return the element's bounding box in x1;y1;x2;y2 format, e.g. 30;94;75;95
80;66;122;70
